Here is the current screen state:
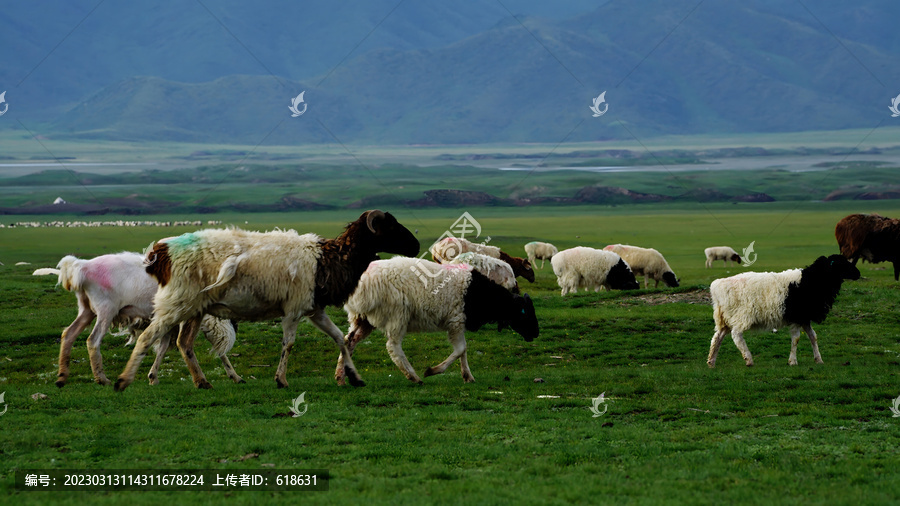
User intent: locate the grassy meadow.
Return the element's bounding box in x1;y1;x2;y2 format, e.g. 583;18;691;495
2;202;900;504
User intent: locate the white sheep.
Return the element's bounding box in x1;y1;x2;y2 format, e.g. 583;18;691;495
524;241;558;269
113;210;419;392
429;236;535;282
704;246;742;268
707;255;860;367
33;253;239;387
550;247;640;295
448;252;518;292
334;257;538;384
603;244;679;288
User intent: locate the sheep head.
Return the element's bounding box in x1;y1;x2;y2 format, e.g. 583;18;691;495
821;254;860;281
498;293;539;342
360;209;420;257
662;271;680;288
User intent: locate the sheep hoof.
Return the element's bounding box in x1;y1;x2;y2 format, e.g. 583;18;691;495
423;367;438;377
706;361;716;368
113;379;128;392
345;367;366;387
55;379;67;388
276;378;288;389
197;380;213;389
235;378;245;384
148;374;159;386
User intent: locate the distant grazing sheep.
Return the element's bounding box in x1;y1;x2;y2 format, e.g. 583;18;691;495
550;247;640;295
524;241;558;269
448;252;518;292
604;244;679;288
34;253;239;387
113;210;419;392
835;213;900;280
430;237;535;282
704;246;742;268
707;255;859;368
334;257;538;384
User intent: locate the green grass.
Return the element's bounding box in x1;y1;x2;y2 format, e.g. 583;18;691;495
2;205;900;504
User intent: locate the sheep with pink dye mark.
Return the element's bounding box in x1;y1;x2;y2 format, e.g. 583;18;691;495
430;237;535;282
33;252;239;387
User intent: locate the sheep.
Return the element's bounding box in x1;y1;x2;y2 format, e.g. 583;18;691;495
429;236;535;282
448;252;518;292
550;247;640;295
524;241;558;269
603;244;679;288
835;213;900;280
704;246;742;268
707;254;860;368
33;253;240;387
113;210;419;392
333;256;538;384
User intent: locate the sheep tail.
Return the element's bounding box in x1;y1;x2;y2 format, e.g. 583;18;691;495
201;317;237;357
55;255;84;292
202;254;245;292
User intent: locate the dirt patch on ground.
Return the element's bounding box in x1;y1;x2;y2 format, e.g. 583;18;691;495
621;289;711;306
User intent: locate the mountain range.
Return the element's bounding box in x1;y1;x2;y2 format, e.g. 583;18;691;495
2;0;898;145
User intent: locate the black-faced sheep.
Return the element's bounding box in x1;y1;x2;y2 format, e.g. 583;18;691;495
835;213;900;280
707;255;860;368
113;210;419;392
524;241;558;269
34;253;239;387
429;237;535;282
550;247;640;295
334;257;538;384
604;244;679;288
704;246;742;268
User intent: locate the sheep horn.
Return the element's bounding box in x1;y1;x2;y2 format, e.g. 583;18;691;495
366;210;385;234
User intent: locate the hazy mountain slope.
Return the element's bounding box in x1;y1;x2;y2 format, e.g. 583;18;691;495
15;0;900;144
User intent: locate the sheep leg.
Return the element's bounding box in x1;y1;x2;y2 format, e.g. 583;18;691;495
425;327;473;382
788;327;802;366
335;317;374;386
730;330;754;366
707;328;728;368
148;327;177;385
176;316;211;389
217;352;243;384
307;308;366;387
803;324;824;364
644;274;650;289
56;304;96;387
385;330;422;384
893;261;899;281
115;318;176;392
85;314;113;386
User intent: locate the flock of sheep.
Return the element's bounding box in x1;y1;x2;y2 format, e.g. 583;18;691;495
30;211;888;390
